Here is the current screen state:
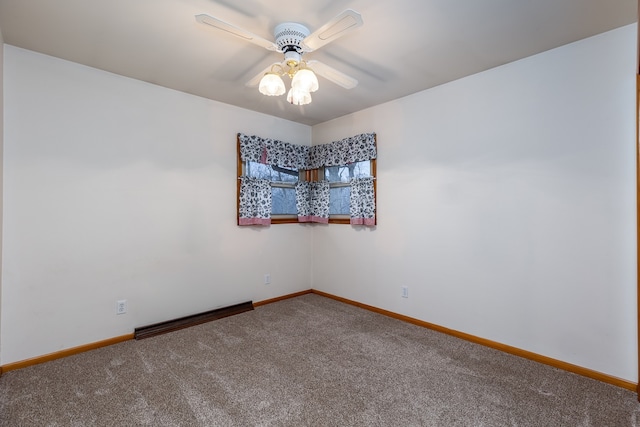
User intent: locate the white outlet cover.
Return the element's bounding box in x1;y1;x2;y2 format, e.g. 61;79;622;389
116;300;127;314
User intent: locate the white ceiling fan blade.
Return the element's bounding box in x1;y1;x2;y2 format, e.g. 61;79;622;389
195;14;278;51
302;9;363;52
307;60;358;89
245;62;283;87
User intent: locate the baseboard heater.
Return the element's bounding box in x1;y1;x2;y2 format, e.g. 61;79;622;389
134;301;254;340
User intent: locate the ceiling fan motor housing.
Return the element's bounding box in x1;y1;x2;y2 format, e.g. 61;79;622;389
274;22;310;64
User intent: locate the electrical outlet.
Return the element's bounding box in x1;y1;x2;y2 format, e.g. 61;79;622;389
116;299;127;315
401;286;409;298
264;274;271;285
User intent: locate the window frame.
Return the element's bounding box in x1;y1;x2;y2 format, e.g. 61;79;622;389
318;159;377;225
237;137;377;225
236;141;303;224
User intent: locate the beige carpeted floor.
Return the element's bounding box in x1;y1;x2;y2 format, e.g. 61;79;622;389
0;293;638;426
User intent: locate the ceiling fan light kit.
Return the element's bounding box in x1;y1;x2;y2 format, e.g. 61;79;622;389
196;9;364;106
291;69;319;93
258;72;286;96
257;58;318;104
287;86;312;106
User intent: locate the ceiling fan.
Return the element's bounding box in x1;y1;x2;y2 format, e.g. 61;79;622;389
195;9;364;105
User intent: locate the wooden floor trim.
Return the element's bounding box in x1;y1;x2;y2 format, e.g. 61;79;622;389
253;289;313;307
1;333;134;374
311;289;637;392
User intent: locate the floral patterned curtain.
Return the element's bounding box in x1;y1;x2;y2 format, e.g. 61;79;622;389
238;133;309;169
238;177;272;226
350;177;376;226
238;132;376;226
238;134;265;163
239;132;376;169
308;133;377;168
295;181;330;223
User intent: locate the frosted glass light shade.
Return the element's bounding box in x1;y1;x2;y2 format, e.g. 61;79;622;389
287;87;312;105
259;73;286;96
291;69;319;92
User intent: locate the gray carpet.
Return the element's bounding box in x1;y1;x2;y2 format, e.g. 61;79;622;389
0;293;638;426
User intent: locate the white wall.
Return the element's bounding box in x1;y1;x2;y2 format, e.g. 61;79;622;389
1;46;312;365
0;27;4;363
312;25;638;382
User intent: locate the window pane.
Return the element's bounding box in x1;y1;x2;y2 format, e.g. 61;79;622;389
247;162;298;183
329;187;350;215
325;161;370;183
272;187;297;215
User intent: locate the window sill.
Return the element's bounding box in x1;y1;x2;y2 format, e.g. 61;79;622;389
268;216;354;225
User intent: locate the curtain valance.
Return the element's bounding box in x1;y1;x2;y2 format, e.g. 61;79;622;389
238;132;376;170
307;133;377;169
238;133;309;169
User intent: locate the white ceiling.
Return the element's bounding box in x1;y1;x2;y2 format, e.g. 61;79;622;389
0;0;636;126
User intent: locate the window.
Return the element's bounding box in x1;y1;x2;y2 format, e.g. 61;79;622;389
245;162;299;216
321;160;375;223
239;160;301;223
237;132;377;226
